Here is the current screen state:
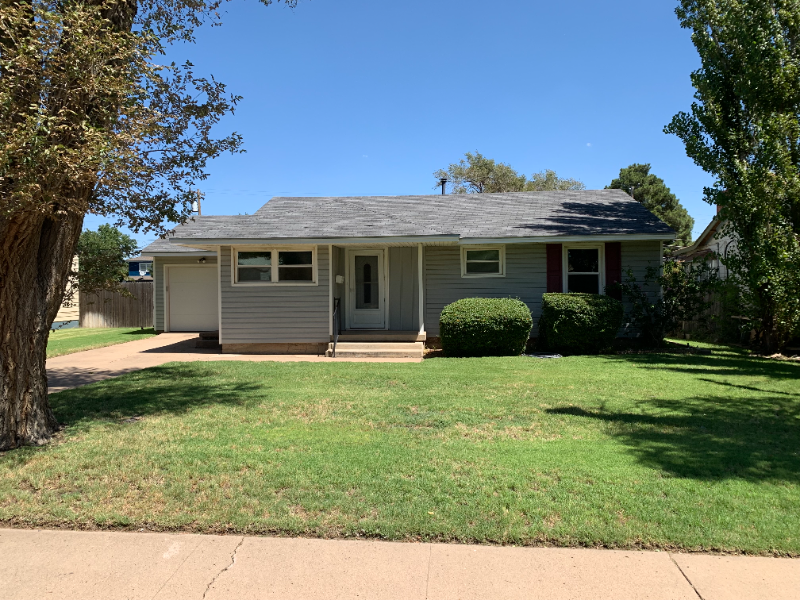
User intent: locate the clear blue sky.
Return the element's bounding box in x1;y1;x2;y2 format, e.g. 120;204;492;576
86;0;716;249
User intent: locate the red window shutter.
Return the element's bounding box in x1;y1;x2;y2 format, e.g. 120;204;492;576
546;244;563;293
605;242;622;300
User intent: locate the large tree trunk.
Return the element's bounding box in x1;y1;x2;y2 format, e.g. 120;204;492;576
0;211;84;450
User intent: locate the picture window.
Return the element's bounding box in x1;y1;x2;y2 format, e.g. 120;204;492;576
235;248;316;284
461;247;505;277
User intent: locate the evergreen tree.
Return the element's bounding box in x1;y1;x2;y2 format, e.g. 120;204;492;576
607;164;694;246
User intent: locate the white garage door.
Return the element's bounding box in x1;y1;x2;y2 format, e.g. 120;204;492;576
167;266;218;332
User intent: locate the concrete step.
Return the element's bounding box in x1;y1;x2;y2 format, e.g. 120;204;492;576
326;342;424;358
338;332;426;342
199;331;219;341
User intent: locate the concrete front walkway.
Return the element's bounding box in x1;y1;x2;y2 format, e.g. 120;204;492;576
47;333;421;393
1;529;798;600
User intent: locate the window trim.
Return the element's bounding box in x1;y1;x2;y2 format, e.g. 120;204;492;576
562;243;605;294
460;245;506;278
231;245;318;286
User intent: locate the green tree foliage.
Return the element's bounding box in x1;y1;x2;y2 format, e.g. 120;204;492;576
0;0;299;449
665;0;800;353
527;169;586;192
607;164;694;246
614;258;720;347
75;225;138;295
434;152;585;194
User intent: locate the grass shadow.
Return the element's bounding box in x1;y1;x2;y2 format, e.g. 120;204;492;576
604;346;800;381
121;328;156;337
547;389;800;482
49;362;263;426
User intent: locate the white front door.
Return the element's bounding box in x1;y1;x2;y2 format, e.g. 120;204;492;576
348;250;386;329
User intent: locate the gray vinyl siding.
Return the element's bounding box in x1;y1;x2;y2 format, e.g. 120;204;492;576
153;255;218;332
620;240;662;300
219;245;330;344
331;246;345;310
423;241;663;338
424;244;546;337
388;247;420;331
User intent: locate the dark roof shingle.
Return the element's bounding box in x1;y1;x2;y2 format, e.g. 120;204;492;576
143;190;674;252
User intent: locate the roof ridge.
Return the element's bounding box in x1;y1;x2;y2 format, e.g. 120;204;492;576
332;196;448;236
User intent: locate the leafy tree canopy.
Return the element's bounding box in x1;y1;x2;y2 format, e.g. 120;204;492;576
75;225;138;295
433;152;585;195
0;0;299;449
606;164;695;246
665;0;800;353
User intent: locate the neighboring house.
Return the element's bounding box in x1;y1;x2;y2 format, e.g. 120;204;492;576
673;209;736;279
126;256;153;280
141;190;674;354
673;211;742;341
54;255;79;327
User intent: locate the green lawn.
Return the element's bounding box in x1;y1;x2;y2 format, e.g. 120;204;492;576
3;343;799;555
47;327;156;358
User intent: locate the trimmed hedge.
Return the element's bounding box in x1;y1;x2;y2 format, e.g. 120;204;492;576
538;293;624;354
439;298;533;357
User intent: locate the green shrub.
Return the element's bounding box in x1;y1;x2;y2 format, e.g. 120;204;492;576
538;293;623;354
439;298;533;357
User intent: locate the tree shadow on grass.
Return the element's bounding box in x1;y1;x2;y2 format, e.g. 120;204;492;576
49;363;265;427
121;328;156;337
547;393;800;483
604;348;800;381
547;350;800;482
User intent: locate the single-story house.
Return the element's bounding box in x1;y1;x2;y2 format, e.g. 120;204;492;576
54;255;79;328
126;256;153;279
673;208;736;279
141;190;674;355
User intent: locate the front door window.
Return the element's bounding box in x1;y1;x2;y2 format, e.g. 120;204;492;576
355;255;379;310
349;250;385;329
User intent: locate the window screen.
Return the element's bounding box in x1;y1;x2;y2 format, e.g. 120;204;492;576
567;248;600;294
278;251;314;282
465;249;501;275
237;251;271;282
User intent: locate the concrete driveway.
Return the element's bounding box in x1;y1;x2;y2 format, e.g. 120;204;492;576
2;528;798;600
47;333;421;393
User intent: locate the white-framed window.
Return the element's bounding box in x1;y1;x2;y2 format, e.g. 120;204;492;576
563;245;604;294
233;247;317;285
461;246;506;277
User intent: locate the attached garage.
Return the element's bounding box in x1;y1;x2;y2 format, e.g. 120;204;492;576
165;265;218;332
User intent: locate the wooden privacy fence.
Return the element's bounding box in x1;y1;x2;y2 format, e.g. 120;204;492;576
79;281;153;328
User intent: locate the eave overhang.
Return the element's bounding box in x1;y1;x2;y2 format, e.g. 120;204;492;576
168;232;675;249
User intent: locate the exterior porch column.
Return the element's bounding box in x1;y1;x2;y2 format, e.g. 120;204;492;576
418;243;425;334
328;244;334;337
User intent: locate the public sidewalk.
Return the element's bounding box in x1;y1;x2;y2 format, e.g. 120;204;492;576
1;528;798;600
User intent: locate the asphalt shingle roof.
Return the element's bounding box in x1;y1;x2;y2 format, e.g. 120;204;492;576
140;237;207;253
142;190;674;253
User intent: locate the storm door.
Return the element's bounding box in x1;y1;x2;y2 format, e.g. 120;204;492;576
348;250;386;329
